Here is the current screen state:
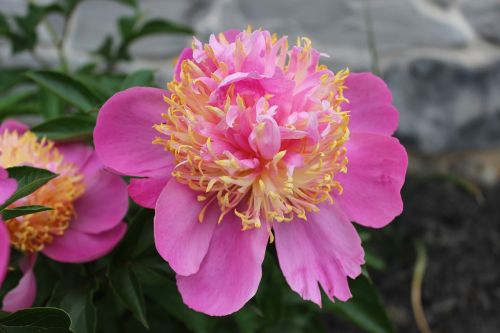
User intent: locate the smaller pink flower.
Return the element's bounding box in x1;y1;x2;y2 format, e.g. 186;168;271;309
0;120;129;311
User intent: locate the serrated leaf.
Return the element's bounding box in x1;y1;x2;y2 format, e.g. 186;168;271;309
1;205;53;220
31;115;96;141
0;166;57;211
324;274;395;333
0;307;72;333
120;70;155;90
26;71;101;111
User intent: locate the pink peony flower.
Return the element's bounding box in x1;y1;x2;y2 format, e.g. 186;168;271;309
94;28;408;316
0;120;129;311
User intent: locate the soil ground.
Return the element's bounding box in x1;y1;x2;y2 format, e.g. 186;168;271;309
332;176;500;332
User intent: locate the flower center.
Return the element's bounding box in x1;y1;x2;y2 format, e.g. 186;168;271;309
0;130;85;252
154;30;350;234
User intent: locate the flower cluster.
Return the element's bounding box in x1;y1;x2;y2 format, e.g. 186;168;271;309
1;28;407;317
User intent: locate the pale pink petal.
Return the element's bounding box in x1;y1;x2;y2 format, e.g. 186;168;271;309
177;214;269;316
343;72;398;136
336;132;408;228
0;120;28;135
0;222;10;288
249;116;281;160
42;223;126;263
154;180;218;276
94;87;173;177
174;48;193;81
0;168;17;205
2;254;37;312
273;203;364;305
70;168;128;234
129;176;170;209
56;143;93;171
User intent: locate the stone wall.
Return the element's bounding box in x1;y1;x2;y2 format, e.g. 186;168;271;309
1;0;500;181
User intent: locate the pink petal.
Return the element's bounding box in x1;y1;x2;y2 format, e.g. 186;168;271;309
71;168;128;234
42;223;126;263
177;214;269;316
94;87;173;177
0;120;28;135
154;180;218;276
56;143;93;170
2;254;37;312
174;48;193;81
336;132;408;228
0;222;10;288
0;168;17;205
249;116;281;160
343;72;398;136
273;203;364;305
129;176;170;209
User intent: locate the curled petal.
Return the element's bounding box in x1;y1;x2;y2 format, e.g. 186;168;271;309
2;254;37;312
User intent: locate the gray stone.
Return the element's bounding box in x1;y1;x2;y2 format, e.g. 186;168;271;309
195;0;372;70
370;0;468;53
66;0;134;52
429;0;456;9
385;59;500;152
462;0;500;45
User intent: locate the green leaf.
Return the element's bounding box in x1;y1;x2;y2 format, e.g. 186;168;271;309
39;87;63;119
0;90;38;119
31;115;96;141
1;205;53;220
120;70;155;90
0;166;57;211
108;263;148;329
0;68;32;93
48;273;96;333
324;274;395;333
110;0;138;8
0;307;73;333
26;71;102;111
365;250;386;271
113;209;155;262
131;19;194;41
134;264;213;333
106;209;154;328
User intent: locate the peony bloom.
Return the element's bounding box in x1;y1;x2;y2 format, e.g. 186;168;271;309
0;120;128;311
95;28;408;315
